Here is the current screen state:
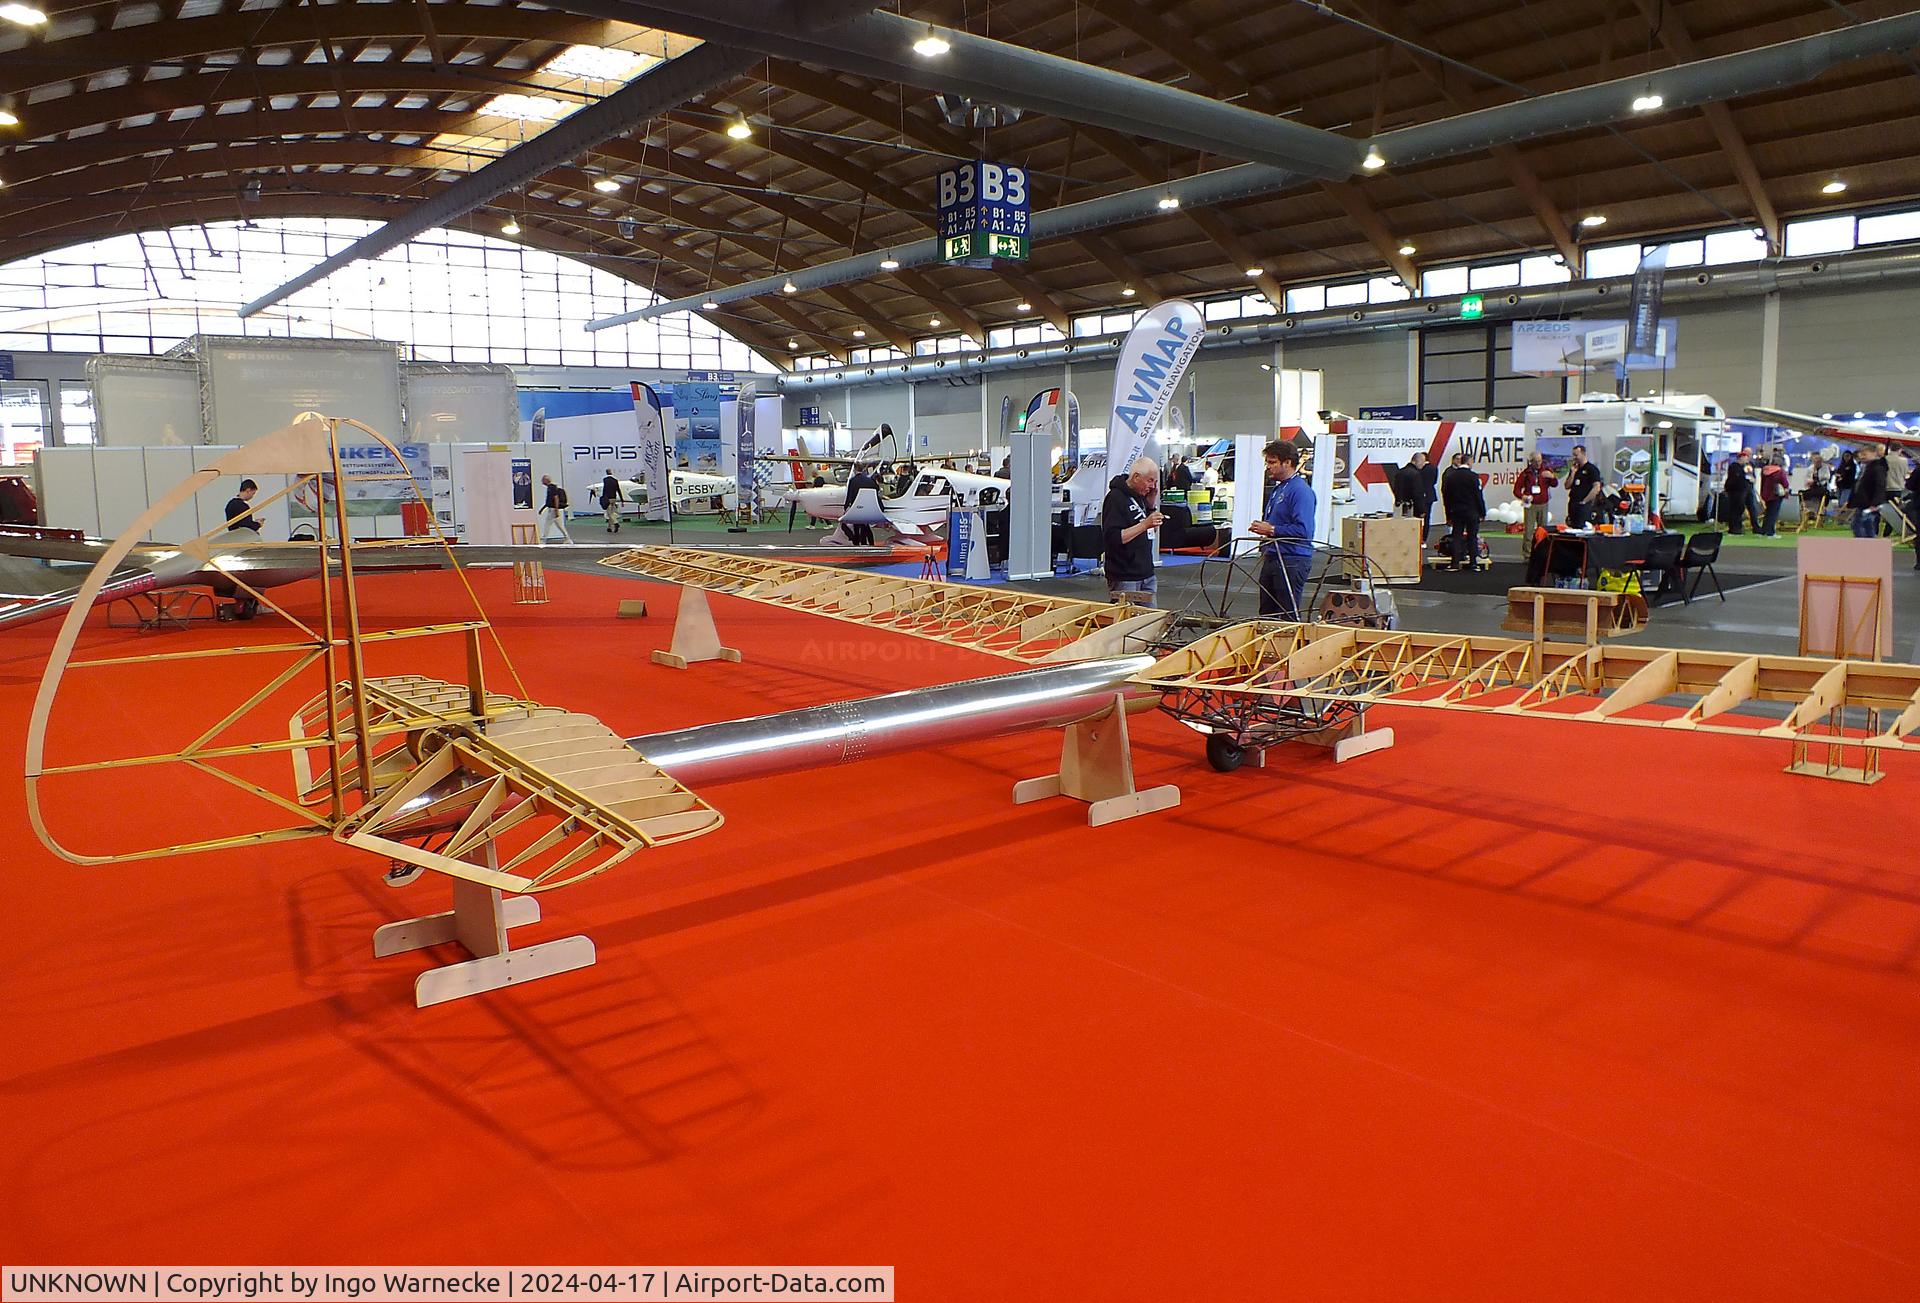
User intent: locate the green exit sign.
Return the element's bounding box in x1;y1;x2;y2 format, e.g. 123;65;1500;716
941;232;1029;265
1459;293;1485;320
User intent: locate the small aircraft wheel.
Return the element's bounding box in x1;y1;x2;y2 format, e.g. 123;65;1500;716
1205;733;1246;773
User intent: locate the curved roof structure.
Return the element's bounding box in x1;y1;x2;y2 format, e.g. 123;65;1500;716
4;1;1919;365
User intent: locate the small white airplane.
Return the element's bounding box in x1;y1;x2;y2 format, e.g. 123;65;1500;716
1747;407;1920;453
613;469;736;514
786;456;1117;545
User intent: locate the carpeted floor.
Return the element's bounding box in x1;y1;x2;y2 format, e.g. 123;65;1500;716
3;568;1919;1300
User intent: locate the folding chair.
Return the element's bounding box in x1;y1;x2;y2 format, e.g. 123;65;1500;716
1674;531;1725;603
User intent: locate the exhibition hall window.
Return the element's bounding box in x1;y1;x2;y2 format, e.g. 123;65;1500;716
0;219;775;373
0;383;49;466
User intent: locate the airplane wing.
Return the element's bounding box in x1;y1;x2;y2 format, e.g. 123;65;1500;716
602;545;1174;663
1746;407;1920;451
321;677;723;893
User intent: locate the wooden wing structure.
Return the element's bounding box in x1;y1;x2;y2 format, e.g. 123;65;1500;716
603;545;1174;663
25;415;722;1006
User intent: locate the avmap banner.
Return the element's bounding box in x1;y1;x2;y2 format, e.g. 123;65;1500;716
1108;299;1205;476
1344;419;1529;514
1511;318;1679;375
632;381;670;521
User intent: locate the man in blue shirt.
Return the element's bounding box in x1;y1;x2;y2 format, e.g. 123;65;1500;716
1248;439;1316;620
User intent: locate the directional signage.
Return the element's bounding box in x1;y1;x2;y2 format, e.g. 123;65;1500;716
936;160;1030;269
1459;294;1485;321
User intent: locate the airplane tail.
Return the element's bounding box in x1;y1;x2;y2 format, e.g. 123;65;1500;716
1057;453;1111;523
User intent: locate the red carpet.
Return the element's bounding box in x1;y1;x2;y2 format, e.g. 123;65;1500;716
3;568;1919;1300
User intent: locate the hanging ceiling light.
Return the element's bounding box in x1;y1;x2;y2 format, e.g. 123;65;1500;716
929;316;941;327
700;298;720;310
1361;148;1386;171
912;24;951;57
878;254;900;270
0;104;17;128
1244;267;1263;279
1631;92;1665;112
501;218;521;236
1580;213;1608;228
593;177;620;193
725;115;752;141
1016;300;1032;312
1822;179;1848;195
1157;192;1180;210
1398;242;1417;256
1120;286;1137;298
781;279;798;294
788;338;799;349
0;5;49;27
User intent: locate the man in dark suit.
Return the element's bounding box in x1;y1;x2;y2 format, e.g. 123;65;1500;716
1440;453;1487;570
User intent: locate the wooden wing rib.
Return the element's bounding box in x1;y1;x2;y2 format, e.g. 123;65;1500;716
335;711;722;893
601;545;1172;662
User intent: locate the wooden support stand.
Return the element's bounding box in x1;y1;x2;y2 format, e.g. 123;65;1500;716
617;598;649;618
1293;712;1396;763
373;875;596;1009
510;523;547;605
651;585;742;670
1012;695;1181;826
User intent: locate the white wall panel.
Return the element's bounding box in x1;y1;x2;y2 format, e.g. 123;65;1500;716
91;448;148;539
404;366;518;443
141;446;198;542
1776;286;1917;411
34;448;99;535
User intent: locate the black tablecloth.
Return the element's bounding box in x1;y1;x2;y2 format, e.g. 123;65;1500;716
1525;531;1680;587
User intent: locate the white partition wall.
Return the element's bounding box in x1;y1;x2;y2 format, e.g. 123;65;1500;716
142;447;198;542
192;445;290;541
404;364;518;443
202;338;405;446
90;356;203;447
35;449;99;536
91;448;148;538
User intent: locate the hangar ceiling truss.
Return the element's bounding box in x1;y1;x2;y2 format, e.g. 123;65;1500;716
4;2;1919;359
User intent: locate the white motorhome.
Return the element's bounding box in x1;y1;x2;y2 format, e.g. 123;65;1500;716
1523;393;1738;521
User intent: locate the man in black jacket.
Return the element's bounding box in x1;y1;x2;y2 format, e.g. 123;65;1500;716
1851;447;1890;539
842;461;880;546
1440;453;1487;570
599;468;623;533
223;479;262;536
1721;456;1752;534
1101;456;1165;604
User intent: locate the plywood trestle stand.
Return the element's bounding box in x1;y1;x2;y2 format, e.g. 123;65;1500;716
651;585;743;670
510;523;548;605
373;845;596;1008
1013;694;1181;826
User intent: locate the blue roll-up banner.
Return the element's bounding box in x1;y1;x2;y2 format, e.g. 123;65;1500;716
630;380;670;522
1108;299;1205;477
675;380;723;473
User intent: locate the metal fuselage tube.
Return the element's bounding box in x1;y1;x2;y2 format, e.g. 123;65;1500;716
626;655;1158;786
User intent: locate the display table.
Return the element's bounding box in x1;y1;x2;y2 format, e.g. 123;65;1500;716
1341;514;1422;584
1525;529;1681;588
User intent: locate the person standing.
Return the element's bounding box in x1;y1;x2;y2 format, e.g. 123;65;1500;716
1101;456;1165;605
223;478;263;536
1803;451;1831;522
1441;453;1487;570
1721;455;1752;534
599;468;623;533
1248;439;1316;620
1834;449;1858;519
1565;444;1603;528
1906;454;1920;569
1170;456;1195;492
1758;456;1791;536
1851;446;1889;539
538;474;570;543
842;460;879;546
1514;452;1558;543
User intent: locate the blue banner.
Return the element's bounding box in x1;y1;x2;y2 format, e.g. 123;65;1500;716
675;380;723;474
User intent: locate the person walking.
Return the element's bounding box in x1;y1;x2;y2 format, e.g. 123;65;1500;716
1248;440;1316;620
1758;456;1791;536
539;474;570;543
1100;456;1165;605
599;468;623;533
1514;452;1558;544
1441;453;1487;570
1851;446;1890;539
